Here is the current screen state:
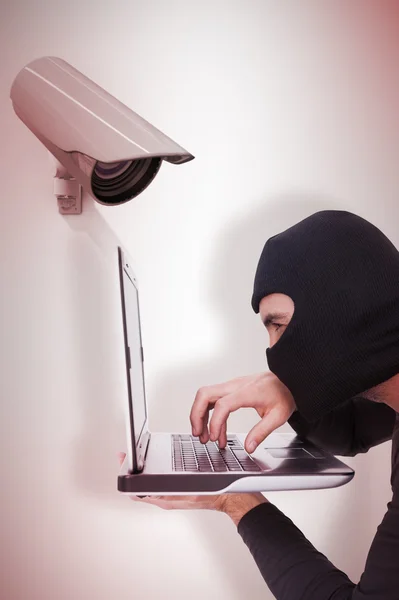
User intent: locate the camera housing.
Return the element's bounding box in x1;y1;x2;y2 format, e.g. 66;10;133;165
10;56;194;212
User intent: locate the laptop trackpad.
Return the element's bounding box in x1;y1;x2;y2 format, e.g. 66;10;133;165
267;448;314;459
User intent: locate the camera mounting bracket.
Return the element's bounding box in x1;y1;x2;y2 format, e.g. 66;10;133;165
51;155;82;215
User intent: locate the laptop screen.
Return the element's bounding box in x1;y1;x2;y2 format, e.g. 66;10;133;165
122;267;147;444
118;246;149;473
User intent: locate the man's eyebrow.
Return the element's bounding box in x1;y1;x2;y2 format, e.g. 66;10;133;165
262;312;290;325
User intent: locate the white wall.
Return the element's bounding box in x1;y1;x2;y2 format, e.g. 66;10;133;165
2;1;399;598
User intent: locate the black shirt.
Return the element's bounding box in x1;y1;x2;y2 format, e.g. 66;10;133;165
237;398;399;599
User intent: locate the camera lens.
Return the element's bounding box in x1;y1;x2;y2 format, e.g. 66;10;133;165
91;157;162;205
93;160;132;179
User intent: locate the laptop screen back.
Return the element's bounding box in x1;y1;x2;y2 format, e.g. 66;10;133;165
118;247;148;471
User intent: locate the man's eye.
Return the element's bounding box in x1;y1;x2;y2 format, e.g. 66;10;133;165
265;320;283;331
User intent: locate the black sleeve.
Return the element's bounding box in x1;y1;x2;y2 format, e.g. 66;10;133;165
288;397;396;456
237;490;399;600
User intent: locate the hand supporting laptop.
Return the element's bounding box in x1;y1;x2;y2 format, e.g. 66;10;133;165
118;370;296;523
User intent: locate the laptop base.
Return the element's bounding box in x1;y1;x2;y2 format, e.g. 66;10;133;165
118;432;354;495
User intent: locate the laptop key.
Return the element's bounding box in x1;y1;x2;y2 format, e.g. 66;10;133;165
172;435;256;472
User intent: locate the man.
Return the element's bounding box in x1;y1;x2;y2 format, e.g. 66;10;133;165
121;210;399;599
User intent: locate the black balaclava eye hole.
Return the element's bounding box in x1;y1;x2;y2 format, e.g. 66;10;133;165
251;210;399;422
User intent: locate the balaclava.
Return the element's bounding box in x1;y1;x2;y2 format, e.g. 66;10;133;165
251;210;399;422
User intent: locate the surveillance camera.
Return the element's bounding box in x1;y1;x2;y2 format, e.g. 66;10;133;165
10;56;194;210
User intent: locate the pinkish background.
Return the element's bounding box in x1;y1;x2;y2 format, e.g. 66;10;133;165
1;1;399;599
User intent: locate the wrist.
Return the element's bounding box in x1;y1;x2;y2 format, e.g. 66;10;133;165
221;493;268;526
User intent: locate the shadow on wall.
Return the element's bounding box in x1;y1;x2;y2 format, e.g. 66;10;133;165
66;193;381;594
63;199;130;507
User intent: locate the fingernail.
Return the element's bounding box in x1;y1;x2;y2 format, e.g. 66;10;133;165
248;441;257;453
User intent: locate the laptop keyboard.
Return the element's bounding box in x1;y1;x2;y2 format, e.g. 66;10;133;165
172;434;262;472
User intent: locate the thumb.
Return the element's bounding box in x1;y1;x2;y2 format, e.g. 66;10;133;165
118;452;126;466
244;408;286;453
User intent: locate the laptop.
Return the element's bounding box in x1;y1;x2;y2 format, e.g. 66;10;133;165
117;246;355;495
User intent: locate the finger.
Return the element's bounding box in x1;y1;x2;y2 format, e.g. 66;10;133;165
244;407;287;453
130;494;161;502
190;387;219;436
132;498;163;507
209;390;255;442
190;377;254;436
136;496;186;510
199;408;210;444
219;421;227;449
155;495;191;502
118;452;126;466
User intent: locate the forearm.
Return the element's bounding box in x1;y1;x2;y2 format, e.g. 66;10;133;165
222;493;268;526
234;502;356;600
234;493;399;600
289;397;396;456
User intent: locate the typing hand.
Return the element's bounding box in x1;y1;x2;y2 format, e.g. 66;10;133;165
190;371;296;453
